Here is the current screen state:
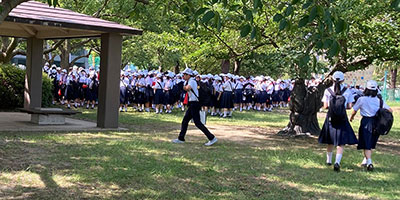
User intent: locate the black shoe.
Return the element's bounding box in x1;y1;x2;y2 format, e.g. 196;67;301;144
361;163;367;167
366;164;374;171
334;163;340;172
326;162;332;166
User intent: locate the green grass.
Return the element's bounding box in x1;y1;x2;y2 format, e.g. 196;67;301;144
0;107;399;199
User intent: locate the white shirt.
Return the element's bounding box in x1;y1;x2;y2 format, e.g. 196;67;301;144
235;81;244;90
353;96;390;117
321;85;354;107
186;77;199;101
222;81;233;92
153;80;164;89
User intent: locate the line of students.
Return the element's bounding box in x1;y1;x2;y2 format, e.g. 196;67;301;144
319;71;393;172
118;70;294;117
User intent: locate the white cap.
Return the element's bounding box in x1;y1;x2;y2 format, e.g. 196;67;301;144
366;80;378;90
193;70;199;76
182;68;193;75
332;71;344;81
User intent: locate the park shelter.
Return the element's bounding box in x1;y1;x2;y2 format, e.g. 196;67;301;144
0;1;143;128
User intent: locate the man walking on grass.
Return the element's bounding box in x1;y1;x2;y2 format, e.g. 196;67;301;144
172;68;218;146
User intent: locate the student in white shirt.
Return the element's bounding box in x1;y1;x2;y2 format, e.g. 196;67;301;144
318;71;358;172
172;68;217;146
350;80;393;171
152;73;165;114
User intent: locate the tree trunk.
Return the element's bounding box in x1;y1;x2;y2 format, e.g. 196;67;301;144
59;40;71;69
0;0;29;24
390;68;397;89
174;61;180;74
221;59;230;74
233;59;241;75
278;78;327;136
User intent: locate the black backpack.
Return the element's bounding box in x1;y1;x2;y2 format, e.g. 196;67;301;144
374;98;394;135
327;88;347;126
190;81;212;104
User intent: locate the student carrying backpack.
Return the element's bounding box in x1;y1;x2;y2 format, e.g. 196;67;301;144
318;71;358;172
350;80;393;171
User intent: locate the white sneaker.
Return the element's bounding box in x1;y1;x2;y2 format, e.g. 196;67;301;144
172;139;185;144
205;137;218;146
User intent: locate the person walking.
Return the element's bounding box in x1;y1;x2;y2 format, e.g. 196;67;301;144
349;80;393;171
318;71;358;172
172;68;218;146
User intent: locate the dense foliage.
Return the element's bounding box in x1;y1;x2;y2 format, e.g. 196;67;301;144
0;65;53;110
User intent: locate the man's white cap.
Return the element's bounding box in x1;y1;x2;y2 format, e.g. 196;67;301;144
182;68;193;75
332;71;344;81
193;70;199;76
366;80;378;90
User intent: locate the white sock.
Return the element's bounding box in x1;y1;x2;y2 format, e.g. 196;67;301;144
74;102;77;107
361;157;367;165
327;152;333;164
367;158;372;165
228;111;232;116
92;104;94;108
155;108;159;113
335;154;342;164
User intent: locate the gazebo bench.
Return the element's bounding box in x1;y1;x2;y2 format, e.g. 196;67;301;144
18;108;81;125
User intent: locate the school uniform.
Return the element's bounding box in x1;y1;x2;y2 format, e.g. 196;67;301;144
213;81;223;108
353;96;390;150
178;77;215;141
272;83;280;102
153;80;165;105
243;81;254;103
255;82;264;103
163;79;174;105
234;81;244;104
278;83;286;102
120;77;130;104
78;73;87;100
137;77;147;104
220;80;234;108
266;83;274;105
64;74;75;101
318;85;358;146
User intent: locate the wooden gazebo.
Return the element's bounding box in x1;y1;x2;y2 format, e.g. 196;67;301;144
0;1;143;128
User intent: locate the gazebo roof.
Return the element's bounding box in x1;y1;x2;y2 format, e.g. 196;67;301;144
0;1;143;39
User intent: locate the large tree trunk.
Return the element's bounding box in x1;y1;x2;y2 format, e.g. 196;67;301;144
233;59;241;75
390;68;397;89
59;40;71;69
278;78;327;136
174;61;180;74
221;59;230;73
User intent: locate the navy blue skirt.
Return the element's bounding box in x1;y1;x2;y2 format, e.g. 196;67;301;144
163;90;174;105
153;89;164;104
120;86;127;104
272;91;280;102
65;85;75;101
319;114;358;146
357;117;380;150
243;89;253;103
220;91;234;108
213;92;221;108
234;89;243;104
278;90;285;102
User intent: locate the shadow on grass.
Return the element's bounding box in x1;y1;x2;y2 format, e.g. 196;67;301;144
1;131;399;199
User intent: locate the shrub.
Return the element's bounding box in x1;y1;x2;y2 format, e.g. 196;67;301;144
0;64;53;110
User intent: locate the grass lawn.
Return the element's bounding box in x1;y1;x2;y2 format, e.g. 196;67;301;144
0;106;399;199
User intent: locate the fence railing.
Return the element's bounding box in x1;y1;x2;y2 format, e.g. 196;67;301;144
382;88;400;102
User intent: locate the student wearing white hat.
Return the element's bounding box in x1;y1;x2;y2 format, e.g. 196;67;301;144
153;73;165;114
319;71;358;172
349;80;393;171
172;68;217;146
220;74;234;117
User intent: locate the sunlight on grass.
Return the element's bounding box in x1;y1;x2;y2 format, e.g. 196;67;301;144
0;171;45;188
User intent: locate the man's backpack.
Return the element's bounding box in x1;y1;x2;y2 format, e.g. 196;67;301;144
190;81;212;104
374;98;393;135
327;88;347;126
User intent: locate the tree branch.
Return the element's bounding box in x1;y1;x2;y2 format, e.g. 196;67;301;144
93;0;111;18
44;39;65;54
69;49;92;68
202;23;238;57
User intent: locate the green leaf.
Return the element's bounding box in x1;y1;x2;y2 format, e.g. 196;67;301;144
230;5;241;11
47;0;52;7
279;19;288;31
308;6;317;22
302;1;312;9
316;40;323;49
273;14;283;22
285;5;294;16
211;0;219;5
391;0;400;11
278;3;286;10
327;40;340;57
202;11;215;24
291;0;300;5
240;24;252;37
316;5;324;16
299;55;310;67
254;0;261;10
245;9;253;21
195;8;209;16
323;39;333;49
335;18;345;33
222;0;228;7
251;26;257;39
216;14;222;32
298;15;309;27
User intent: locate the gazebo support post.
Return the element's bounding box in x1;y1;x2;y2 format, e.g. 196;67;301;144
97;33;122;128
24;37;43;109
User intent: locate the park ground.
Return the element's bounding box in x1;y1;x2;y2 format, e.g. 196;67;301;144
0;104;399;199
